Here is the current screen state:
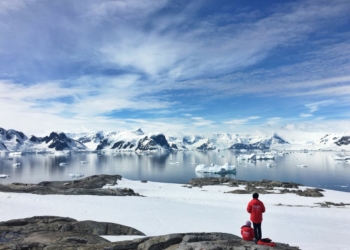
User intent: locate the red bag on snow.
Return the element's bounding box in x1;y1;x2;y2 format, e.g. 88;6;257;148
257;238;276;247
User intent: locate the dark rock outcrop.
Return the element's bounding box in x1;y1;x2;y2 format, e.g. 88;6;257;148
229;143;254;150
0;216;145;249
135;134;171;151
335;136;350;146
96;137;109;150
0;223;300;250
187;178;323;197
29;132;86;151
0;142;7;151
0;175;139;196
0;128;27;142
196;140;216;150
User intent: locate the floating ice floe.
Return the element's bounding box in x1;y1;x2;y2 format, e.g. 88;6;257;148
256;154;275;160
195;162;236;174
59;162;68;167
296;164;307;168
0;174;10;178
237;154;256;161
169;162;179;165
80;161;87;164
266;163;276;168
333;156;350;161
12;163;21;168
9;151;22;156
69;173;84;178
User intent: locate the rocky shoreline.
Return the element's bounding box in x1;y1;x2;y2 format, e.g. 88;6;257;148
0;175;139;196
0;175;324;198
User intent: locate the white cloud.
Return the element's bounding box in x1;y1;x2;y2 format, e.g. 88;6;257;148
224;116;260;125
190;117;215;126
0;0;350;138
300;113;313;118
305;100;336;113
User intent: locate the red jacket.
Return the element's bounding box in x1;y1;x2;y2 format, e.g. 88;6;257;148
241;225;254;241
247;198;265;223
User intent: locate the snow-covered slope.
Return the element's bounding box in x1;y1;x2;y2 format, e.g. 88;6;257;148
95;129;172;152
28;132;87;151
315;132;350;150
69;131;104;150
0;141;7;151
0;127;28;151
167;133;289;151
0;128;86;152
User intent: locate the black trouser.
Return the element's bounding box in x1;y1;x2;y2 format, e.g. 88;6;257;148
253;222;262;240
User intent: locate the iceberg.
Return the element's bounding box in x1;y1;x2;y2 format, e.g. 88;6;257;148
333;156;350;161
256;154;275;160
237;154;256;161
59;162;67;167
69;173;84;178
296;164;307;168
195;162;236;174
0;174;10;178
266;163;276;168
9;151;22;156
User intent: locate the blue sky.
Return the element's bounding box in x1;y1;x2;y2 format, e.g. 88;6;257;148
0;0;350;140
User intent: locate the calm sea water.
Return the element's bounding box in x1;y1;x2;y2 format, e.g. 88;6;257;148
0;151;349;192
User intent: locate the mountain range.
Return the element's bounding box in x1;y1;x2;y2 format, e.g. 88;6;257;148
0;127;349;153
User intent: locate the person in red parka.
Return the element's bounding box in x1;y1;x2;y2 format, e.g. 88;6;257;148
247;193;265;242
241;221;255;241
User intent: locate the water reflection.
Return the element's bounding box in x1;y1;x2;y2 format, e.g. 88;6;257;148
0;151;349;192
195;172;236;179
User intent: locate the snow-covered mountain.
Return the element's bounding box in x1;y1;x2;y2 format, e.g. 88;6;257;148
92;129;172;152
1;127;350;152
317;132;350;149
0;127;28;151
0;127;30;152
28;132;87;151
0;128;86;152
0;141;7;151
167;135;215;151
68;131;104;150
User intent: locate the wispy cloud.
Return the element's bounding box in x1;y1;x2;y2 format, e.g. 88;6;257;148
300;113;313;118
224;116;260;125
0;0;349;136
305;100;336;113
190;117;216;126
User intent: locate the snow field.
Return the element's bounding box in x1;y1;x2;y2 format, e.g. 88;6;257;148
0;178;349;250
